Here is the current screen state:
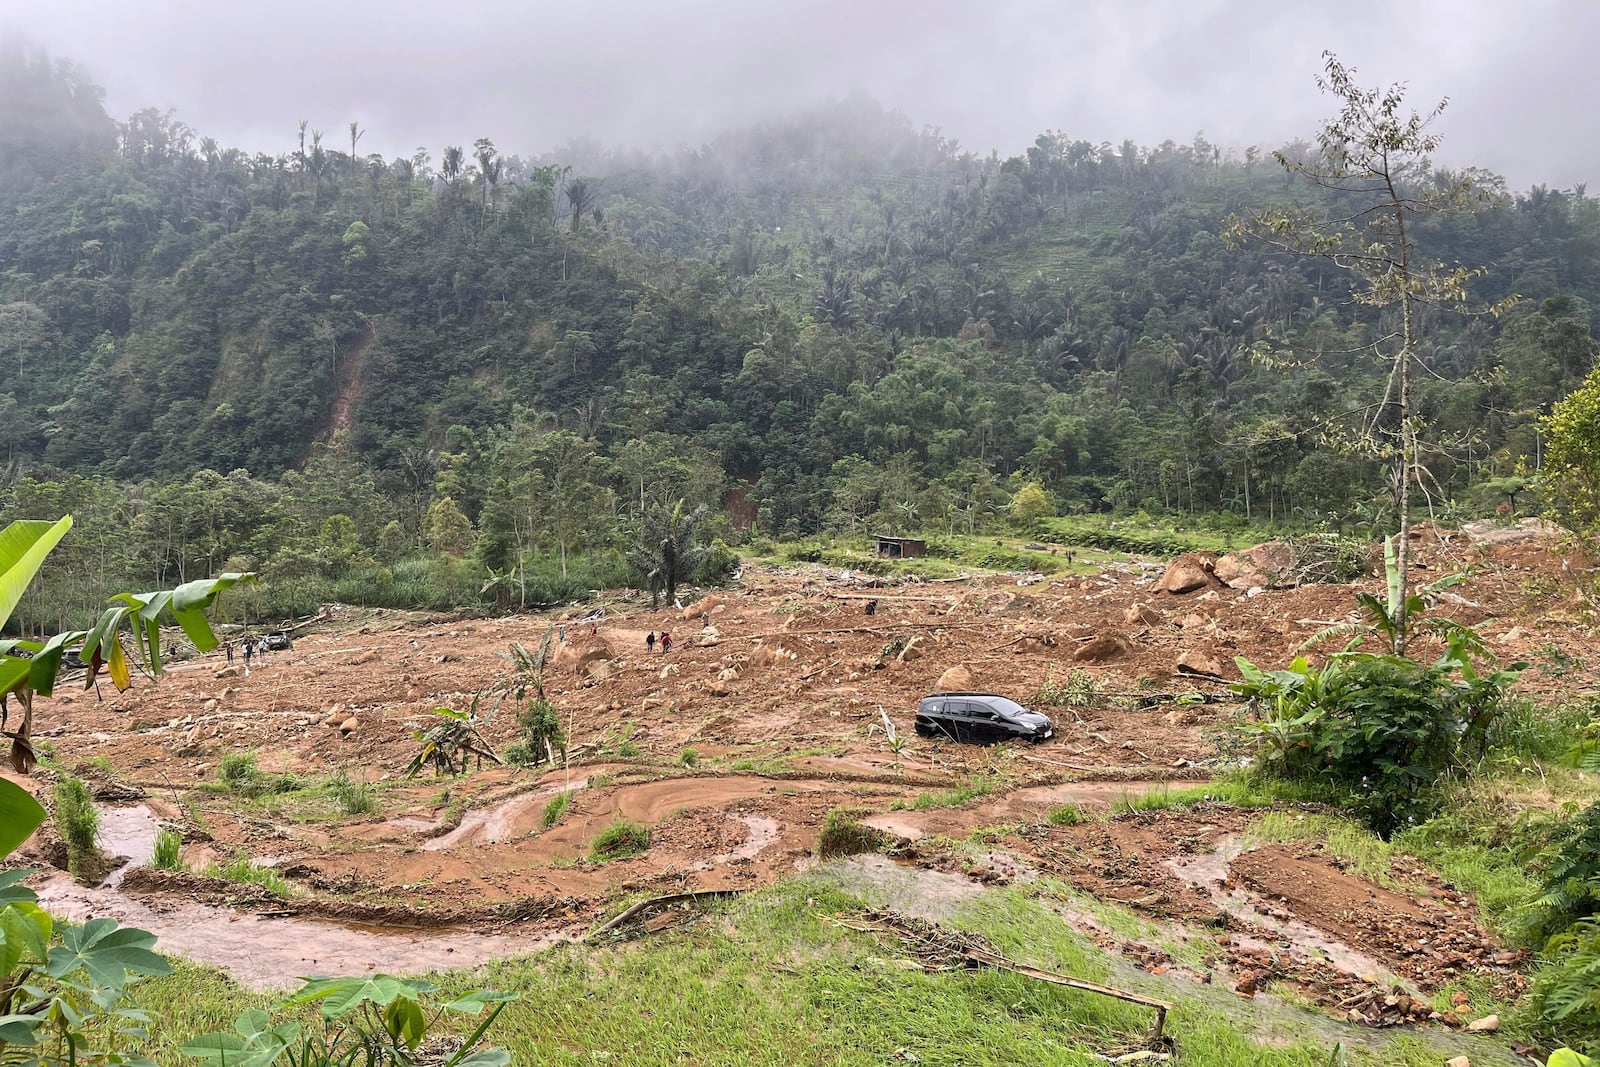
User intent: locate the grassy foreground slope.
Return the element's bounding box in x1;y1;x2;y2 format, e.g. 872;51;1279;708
135;875;1518;1066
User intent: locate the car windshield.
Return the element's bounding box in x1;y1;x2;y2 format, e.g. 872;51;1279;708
984;697;1029;717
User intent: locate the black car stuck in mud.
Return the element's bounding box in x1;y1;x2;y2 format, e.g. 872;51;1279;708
913;693;1054;744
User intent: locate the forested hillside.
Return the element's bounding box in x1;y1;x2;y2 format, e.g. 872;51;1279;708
3;41;1599;626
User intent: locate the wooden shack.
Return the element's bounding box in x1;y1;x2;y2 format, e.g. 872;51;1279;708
875;535;927;559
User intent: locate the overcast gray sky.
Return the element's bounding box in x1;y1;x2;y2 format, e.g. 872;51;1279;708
6;0;1593;188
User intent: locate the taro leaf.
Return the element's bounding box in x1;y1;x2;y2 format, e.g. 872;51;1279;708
0;901;52;974
46;917;171;987
448;1051;511;1067
281;974;430;1018
0;778;46;858
442;989;517;1014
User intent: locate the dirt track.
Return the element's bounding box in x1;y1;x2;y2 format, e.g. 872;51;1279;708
4;521;1587;1015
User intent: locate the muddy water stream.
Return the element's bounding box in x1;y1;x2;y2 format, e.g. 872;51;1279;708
1165;835;1409;988
33;876;556;990
36;804;562;990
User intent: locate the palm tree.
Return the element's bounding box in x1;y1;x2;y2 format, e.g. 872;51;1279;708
626;501;709;608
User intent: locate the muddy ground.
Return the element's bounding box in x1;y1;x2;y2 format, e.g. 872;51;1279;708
4;520;1591;1032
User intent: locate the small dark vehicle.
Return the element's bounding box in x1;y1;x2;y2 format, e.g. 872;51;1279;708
914;693;1054;744
264;631;293;652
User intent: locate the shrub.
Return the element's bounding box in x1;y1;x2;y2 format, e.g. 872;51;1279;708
696;539;741;585
590;818;650;861
816;809;892;858
515;698;566;765
1532;918;1600;1048
1520;802;1600;948
53;775;100;879
151;826;186;871
504;741;538;767
1233;640;1520;837
541;791;572;828
680;747;699;767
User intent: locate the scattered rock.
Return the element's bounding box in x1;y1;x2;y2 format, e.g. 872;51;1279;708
896;637;924;664
698;625;722;647
1233;969;1267;997
1500;626;1528;644
339;716;360;736
1179;613;1206;630
1176;650;1223;678
213;666;240;680
1123;603;1160;626
1074;633;1131;663
750;641;799;669
716;666;740;682
936;665;974;692
705;678;732;697
352;649;380;665
1446;1057;1470;1067
1155;553;1218;595
1465;1014;1499;1033
203;698;219;714
659;663;680;679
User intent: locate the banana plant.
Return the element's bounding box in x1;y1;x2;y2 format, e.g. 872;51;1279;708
1296;535;1479;659
0;516;255;772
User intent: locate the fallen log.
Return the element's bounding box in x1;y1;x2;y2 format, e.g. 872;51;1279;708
586;889;743;941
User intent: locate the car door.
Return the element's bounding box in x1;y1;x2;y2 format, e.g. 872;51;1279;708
947;700;972;742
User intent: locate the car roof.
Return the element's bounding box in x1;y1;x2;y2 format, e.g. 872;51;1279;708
922;692;1009;699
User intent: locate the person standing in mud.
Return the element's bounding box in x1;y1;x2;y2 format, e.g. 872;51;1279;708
660;631;673;654
242;639;254;670
224;640;234;664
646;631;656;654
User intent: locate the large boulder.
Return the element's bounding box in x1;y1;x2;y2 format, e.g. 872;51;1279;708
936;665;975;692
1074;633;1131;663
1155;553;1218;595
1213;541;1296;590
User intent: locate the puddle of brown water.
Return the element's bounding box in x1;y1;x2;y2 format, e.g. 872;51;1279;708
32;874;561;990
422;775;591;851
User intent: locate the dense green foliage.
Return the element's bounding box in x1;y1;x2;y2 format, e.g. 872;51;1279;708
4;44;1600;624
1232;635;1521;837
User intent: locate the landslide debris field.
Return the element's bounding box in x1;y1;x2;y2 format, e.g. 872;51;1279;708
9;521;1589;1034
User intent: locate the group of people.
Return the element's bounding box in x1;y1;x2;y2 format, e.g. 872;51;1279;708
223;637;274;668
644;631;673;654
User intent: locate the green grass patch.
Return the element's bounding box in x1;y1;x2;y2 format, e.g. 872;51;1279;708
899;777;998;811
151;827;186;871
205;855;292;896
541;790;572;828
816;809;892;858
590;818;650;861
128;873;1522;1065
52;774;101;880
214;750;300;799
325;771;380;816
1047;803;1085;826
